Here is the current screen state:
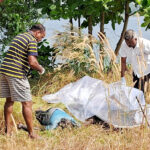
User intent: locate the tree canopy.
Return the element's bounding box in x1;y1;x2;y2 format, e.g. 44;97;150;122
0;0;150;56
136;0;150;29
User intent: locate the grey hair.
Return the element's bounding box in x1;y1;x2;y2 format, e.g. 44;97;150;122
124;29;137;40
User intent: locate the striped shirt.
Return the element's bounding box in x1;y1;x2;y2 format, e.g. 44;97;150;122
0;32;38;78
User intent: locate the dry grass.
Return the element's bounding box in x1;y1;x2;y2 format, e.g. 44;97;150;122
0;111;150;150
0;69;150;150
1;26;150;150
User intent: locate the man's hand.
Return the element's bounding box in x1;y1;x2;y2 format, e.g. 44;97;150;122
38;65;45;75
28;56;45;74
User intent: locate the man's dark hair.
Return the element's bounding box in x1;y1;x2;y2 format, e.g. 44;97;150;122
30;24;45;32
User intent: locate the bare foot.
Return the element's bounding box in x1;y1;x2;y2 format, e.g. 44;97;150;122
28;133;41;139
5;128;12;137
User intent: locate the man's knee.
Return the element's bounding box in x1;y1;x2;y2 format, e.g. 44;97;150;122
5;97;14;106
22;101;32;108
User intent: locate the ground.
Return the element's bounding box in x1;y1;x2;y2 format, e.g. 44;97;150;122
0;70;150;150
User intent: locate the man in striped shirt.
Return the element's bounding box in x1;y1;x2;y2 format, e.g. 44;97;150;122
0;24;46;138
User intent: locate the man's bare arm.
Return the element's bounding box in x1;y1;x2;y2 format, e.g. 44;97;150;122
28;55;43;73
121;57;126;77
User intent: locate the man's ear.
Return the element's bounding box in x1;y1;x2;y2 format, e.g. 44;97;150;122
35;30;39;35
34;30;40;35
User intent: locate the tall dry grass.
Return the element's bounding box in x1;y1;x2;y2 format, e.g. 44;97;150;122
1;97;150;150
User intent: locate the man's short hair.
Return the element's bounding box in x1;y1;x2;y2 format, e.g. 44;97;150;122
124;29;136;41
30;24;45;32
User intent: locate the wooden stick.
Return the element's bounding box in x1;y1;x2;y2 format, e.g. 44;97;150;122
136;97;150;127
11;114;18;134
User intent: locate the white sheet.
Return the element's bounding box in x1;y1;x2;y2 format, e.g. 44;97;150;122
43;76;148;128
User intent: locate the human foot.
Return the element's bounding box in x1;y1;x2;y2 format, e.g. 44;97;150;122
28;133;41;139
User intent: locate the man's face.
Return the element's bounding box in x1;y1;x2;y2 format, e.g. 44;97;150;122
125;38;137;48
34;30;46;42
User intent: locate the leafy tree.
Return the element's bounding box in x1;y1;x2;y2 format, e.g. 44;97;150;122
37;39;57;70
114;0;140;55
0;0;40;66
35;0;83;34
36;0;142;57
0;0;39;50
30;39;57;78
0;0;60;73
35;0;138;50
136;0;150;29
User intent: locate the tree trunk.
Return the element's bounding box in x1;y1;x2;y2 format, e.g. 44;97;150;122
78;16;81;36
69;18;74;35
88;15;93;47
100;12;105;51
88;15;92;35
100;12;105;34
115;0;129;55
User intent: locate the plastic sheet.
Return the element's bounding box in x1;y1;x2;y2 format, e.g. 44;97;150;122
43;76;148;128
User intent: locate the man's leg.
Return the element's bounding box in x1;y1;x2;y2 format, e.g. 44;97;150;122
147;73;150;92
4;97;14;135
142;74;150;93
140;77;145;93
22;101;37;138
134;74;146;93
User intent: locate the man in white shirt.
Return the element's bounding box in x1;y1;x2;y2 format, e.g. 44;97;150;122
119;29;150;92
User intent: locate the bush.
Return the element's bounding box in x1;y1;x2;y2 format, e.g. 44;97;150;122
30;39;57;78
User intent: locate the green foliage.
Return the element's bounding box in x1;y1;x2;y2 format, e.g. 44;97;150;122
141;7;150;29
35;0;139;31
30;39;57;78
37;39;57;70
0;0;39;50
136;0;150;29
35;0;83;20
51;27;100;76
103;56;112;73
0;51;6;64
67;48;96;75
